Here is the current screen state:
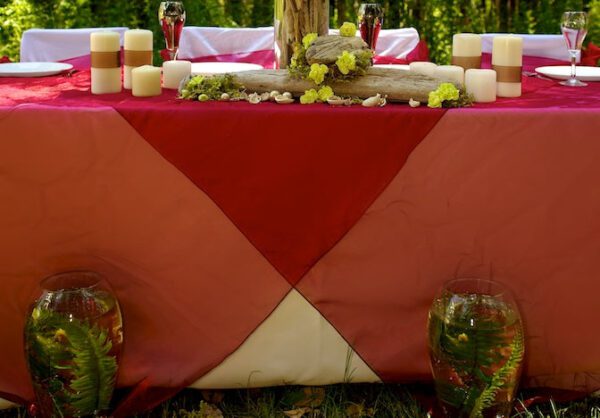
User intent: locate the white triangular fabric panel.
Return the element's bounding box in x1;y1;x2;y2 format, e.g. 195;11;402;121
191;289;381;388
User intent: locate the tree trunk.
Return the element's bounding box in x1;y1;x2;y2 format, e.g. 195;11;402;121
274;0;330;68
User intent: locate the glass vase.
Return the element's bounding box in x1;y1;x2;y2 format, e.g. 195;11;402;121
428;278;524;418
24;271;123;418
274;0;329;69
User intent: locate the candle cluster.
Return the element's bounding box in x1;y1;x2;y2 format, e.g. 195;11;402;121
450;33;523;102
90;30;192;97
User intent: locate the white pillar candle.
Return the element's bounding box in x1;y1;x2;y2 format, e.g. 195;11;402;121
433;65;465;86
409;61;438;77
452;33;482;70
492;35;523;98
131;65;162;97
465;69;496;103
124;29;153;89
162;60;192;89
90;31;121;95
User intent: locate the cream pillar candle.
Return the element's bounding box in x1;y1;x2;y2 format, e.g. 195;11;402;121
492;35;523;97
90;31;121;94
465;69;496;103
452;33;482;70
131;65;162;97
433;65;465;86
409;61;438;77
124;29;153;89
163;60;192;89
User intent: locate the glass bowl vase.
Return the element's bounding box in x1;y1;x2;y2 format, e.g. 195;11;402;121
24;271;123;418
428;278;524;418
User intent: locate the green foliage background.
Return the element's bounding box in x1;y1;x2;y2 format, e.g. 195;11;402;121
1;0;600;63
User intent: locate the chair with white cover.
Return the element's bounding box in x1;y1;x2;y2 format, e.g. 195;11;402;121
482;34;570;61
20;27;128;62
178;26;275;66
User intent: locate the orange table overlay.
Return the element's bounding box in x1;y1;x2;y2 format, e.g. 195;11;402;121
1;67;600;415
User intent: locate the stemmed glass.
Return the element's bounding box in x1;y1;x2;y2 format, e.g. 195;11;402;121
159;1;186;60
560;11;588;87
358;3;384;51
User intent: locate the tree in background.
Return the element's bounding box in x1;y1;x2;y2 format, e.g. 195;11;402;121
1;0;599;64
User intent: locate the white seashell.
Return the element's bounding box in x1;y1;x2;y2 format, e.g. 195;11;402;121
269;90;281;101
379;97;387;107
220;93;230;101
248;92;261;104
409;98;421;108
362;94;382;107
239;91;248;100
261;92;271;102
282;92;293;99
327;95;352;106
275;95;295;104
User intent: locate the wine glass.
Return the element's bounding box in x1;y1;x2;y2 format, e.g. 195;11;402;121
560;11;588;87
159;1;186;61
428;278;524;417
358;3;384;51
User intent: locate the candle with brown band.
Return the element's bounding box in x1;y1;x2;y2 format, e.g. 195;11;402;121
124;29;153;89
492;35;523;97
452;34;482;71
90;31;121;94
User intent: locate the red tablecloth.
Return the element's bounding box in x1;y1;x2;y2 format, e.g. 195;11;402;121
2;59;600;415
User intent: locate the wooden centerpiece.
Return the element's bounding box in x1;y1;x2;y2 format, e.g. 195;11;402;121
181;31;463;105
274;0;329;69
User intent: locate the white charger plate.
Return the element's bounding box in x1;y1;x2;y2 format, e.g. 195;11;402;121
0;62;73;77
535;65;600;81
373;64;411;71
191;62;263;75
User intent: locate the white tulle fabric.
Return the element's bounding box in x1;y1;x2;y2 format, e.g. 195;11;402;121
482;33;571;61
178;26;420;60
20;28;128;62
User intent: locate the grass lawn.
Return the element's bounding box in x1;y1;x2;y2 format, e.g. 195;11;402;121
2;383;600;417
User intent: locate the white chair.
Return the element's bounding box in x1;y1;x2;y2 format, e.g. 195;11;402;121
20;27;128;62
178;26;421;63
482;34;570;61
179;26;273;61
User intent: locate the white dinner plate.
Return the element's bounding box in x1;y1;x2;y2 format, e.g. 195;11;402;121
0;62;73;77
373;64;410;71
191;62;263;75
535;65;600;81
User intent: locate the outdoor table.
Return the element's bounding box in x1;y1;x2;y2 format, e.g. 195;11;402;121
1;55;600;415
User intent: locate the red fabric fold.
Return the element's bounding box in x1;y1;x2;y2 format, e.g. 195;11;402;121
582;42;600;67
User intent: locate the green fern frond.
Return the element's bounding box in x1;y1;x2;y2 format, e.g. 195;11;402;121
25;310;118;417
469;325;524;418
63;321;117;415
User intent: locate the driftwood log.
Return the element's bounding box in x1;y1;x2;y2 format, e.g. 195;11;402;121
234;67;449;103
274;0;329;69
305;35;371;65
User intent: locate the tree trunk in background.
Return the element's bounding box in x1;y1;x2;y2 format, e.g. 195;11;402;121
274;0;329;68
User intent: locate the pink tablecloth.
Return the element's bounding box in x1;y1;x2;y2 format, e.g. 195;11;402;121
1;60;600;414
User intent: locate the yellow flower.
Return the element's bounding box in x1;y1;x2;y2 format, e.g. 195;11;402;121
335;51;357;75
317;85;334;102
339;22;357;37
437;82;460;101
308;63;329;85
427;91;442;108
302;33;318;49
300;89;319;104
